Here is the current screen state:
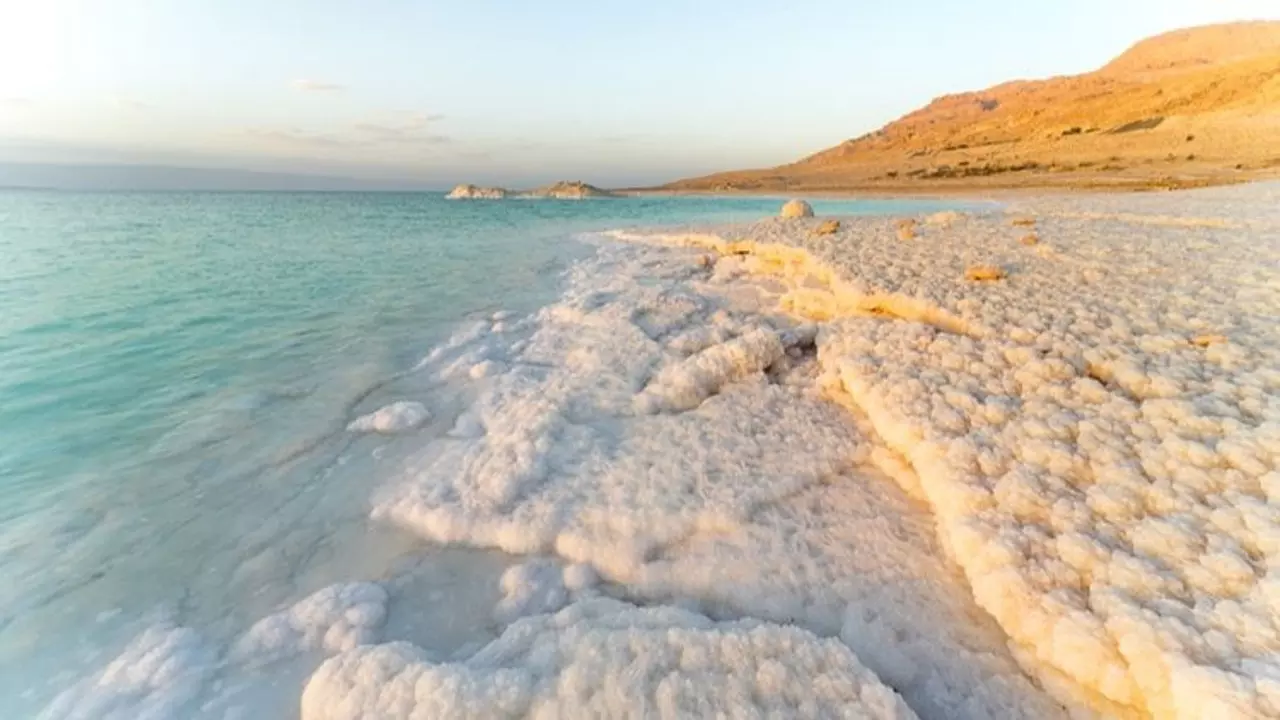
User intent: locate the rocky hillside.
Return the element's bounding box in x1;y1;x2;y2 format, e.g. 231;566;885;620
666;21;1280;193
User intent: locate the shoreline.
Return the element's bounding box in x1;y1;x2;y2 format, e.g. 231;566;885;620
29;182;1280;719
619;167;1280;200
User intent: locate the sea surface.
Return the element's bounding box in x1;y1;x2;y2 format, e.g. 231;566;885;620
0;191;968;716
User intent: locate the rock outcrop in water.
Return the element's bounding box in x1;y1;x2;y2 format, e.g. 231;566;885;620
446;184;509;200
524;181;618;199
445;181;618;200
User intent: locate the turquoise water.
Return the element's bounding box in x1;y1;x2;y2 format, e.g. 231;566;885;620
0;191;966;714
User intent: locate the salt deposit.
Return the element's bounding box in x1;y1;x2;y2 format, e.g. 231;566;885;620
615;181;1280;719
229;583;388;667
39;623;215;720
36;182;1280;720
346;401;430;433
300;597;916;720
372;231;1066;717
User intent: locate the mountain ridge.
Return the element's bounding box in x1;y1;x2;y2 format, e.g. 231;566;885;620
663;21;1280;193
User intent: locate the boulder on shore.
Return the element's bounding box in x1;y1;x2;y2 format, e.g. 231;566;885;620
780;199;814;218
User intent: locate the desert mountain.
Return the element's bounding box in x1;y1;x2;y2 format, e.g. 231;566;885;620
666;21;1280;193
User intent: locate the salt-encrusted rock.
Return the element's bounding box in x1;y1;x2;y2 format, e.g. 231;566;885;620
814;219;841;236
964;264;1006;281
779;199;814;219
1190;333;1228;346
926;211;961;227
446;184;509;199
894;218;919;241
347;401;430;433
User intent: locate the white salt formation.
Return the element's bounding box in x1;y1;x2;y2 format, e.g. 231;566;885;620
346;400;430;433
39;623;215;720
229;582;388;666
300;597;916;720
616;182;1280;719
375;236;1068;718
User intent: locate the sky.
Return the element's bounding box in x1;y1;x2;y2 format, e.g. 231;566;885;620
0;0;1277;188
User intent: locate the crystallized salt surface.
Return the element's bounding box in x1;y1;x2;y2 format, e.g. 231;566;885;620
229;582;388;667
38;622;215;720
374;238;1066;717
301;596;916;720
618;182;1280;719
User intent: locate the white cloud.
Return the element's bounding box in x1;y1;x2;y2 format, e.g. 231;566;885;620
293;79;345;93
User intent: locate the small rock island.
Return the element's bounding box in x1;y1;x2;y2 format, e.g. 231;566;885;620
446;184;509;199
446;180;618;200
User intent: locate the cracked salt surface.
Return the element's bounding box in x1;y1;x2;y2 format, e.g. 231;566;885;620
36;182;1279;720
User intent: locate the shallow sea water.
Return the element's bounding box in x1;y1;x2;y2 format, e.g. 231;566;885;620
0;191;971;717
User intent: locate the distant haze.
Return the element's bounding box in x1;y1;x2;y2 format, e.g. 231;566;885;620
1;0;1277;190
0;163;443;192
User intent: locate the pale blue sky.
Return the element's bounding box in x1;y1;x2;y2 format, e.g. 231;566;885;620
0;0;1276;187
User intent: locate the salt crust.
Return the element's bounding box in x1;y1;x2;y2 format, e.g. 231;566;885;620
38;623;215;720
300;596;916;720
374;238;1065;717
615;182;1280;719
229;582;388;666
41;583;389;719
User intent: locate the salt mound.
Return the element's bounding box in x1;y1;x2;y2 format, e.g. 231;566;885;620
346;401;430;434
780;199;814;218
635;327;785;413
230;582;389;667
300;597;916;720
493;557;572;624
39;623;214;720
